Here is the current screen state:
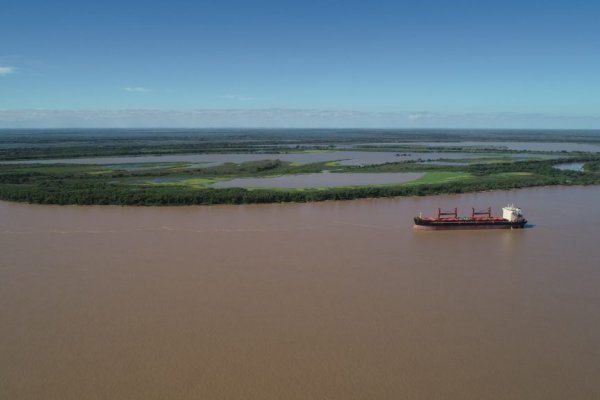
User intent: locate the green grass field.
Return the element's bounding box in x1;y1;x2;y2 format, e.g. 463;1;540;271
402;171;473;185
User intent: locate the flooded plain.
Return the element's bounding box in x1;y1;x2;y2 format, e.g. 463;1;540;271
2;186;600;399
2;150;534;166
401;141;600;152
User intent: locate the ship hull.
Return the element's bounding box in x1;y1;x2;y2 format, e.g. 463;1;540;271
413;218;527;230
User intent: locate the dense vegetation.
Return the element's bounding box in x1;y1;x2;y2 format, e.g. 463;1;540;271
1;156;600;206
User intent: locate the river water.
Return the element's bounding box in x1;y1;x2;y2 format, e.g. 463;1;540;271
1;186;600;399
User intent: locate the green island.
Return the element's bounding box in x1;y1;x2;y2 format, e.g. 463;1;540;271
1;129;600;205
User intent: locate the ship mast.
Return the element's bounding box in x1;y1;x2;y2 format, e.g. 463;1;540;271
437;208;458;219
471;207;492;219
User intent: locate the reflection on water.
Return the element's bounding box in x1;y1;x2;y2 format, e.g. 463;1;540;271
2;186;600;399
554;162;585;172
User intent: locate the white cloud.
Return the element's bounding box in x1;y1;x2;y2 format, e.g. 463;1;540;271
408;112;436;120
124;87;150;93
220;94;254;101
0;66;16;76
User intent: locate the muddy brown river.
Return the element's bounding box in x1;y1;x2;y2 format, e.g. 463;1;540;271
1;186;600;399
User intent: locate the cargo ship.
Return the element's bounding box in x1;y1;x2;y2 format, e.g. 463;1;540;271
414;205;527;230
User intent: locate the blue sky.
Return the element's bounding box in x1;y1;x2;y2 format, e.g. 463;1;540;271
1;0;599;128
